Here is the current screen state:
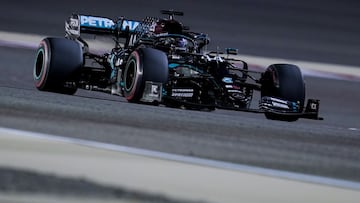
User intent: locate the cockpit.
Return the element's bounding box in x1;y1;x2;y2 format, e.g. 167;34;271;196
153;34;196;54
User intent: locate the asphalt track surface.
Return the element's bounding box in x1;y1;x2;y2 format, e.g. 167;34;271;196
0;0;359;196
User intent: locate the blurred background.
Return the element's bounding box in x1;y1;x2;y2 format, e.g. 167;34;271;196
1;0;359;66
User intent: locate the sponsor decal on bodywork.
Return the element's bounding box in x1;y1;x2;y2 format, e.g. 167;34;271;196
79;15;140;32
222;77;233;83
121;20;140;31
171;89;194;97
80;15;115;28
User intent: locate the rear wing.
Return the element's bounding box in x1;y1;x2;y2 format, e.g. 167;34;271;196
65;14;141;38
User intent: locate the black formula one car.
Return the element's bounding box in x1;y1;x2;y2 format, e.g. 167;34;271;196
33;10;322;121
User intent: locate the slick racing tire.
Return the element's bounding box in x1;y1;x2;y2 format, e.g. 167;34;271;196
261;64;305;122
123;48;168;102
34;37;82;95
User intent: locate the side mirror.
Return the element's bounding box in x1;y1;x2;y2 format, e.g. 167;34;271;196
182;25;190;30
226;48;238;55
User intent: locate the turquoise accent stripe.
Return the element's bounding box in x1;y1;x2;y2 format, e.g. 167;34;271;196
168;63;179;69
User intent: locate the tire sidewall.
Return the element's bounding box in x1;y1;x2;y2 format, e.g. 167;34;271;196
123;50;143;101
34;39;51;90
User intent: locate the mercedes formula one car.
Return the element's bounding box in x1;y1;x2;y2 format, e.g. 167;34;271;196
33;10;322;121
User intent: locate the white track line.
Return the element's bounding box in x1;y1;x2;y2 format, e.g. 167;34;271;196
0;30;359;81
0;126;359;191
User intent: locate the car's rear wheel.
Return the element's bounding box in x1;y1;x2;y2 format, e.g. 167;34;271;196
34;37;83;95
261;64;305;121
123;48;168;102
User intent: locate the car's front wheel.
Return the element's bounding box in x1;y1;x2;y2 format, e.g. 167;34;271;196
261;64;305;121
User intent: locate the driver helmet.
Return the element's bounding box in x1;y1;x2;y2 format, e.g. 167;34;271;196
154;19;183;34
154;20;165;34
177;37;188;48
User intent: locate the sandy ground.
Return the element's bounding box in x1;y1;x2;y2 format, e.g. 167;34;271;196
0;128;359;203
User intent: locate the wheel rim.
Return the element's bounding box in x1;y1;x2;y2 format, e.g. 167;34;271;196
34;49;45;80
125;59;136;91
